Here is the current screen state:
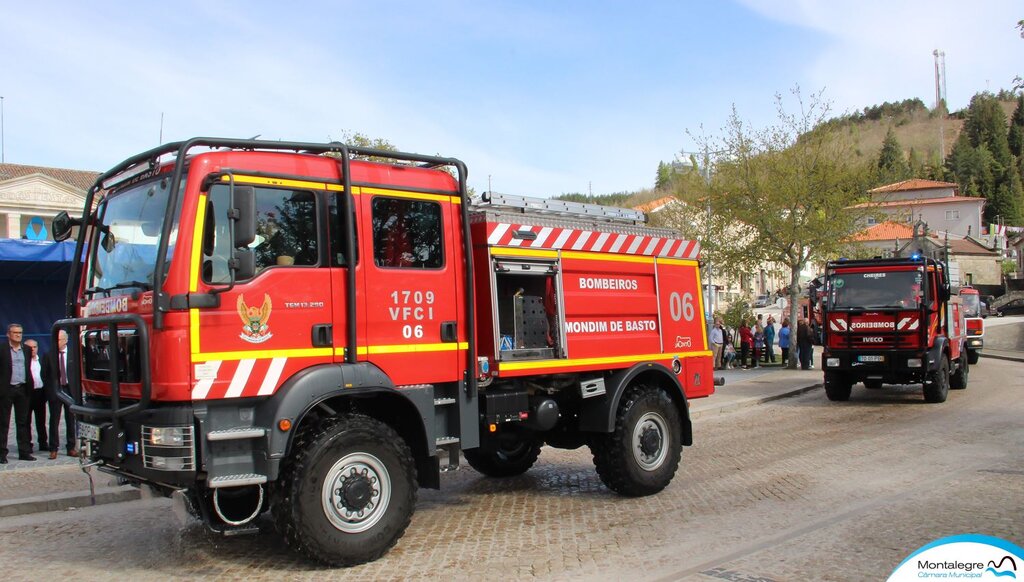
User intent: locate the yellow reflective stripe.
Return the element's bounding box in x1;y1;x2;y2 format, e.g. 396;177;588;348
657;257;700;267
190;309;201;354
692;263;710;348
491;248;559;259
560;250;655;264
220;174;332;191
192;347;334;363
333;342;469;357
358;186;460;204
499;351;711;372
189;194;208;355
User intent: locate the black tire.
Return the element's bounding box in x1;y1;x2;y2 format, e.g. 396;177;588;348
271;414;417;567
589;384;682;497
824;372;852;401
464;429;542;477
863;379;883;390
923;356;950;403
967;349;980;365
950;353;969;390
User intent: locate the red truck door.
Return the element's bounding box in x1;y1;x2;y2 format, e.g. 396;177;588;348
191;177;334;400
357;190;463;385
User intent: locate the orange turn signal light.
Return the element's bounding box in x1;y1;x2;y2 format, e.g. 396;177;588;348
278;418;292;432
488;424;497;433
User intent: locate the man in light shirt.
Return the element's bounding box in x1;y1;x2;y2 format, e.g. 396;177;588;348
1;323;36;462
709;318;724;370
24;339;49;453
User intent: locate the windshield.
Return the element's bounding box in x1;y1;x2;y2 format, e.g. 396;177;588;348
87;177;182;295
827;269;924;310
961;293;980;317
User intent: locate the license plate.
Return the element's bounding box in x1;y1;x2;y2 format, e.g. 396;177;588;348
858;355;885;363
78;421;101;442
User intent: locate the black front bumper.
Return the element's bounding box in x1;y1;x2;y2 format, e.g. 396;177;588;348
821;350;930;384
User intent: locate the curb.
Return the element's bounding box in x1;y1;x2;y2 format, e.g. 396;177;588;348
690;383;822;420
979;352;1024;363
0;485;141;518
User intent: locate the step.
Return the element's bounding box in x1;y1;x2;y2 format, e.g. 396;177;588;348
207;428;267;441
435;436;460;446
208;474;268;488
434;397;457;406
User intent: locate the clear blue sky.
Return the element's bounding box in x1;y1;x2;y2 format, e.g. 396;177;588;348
1;1;1020;197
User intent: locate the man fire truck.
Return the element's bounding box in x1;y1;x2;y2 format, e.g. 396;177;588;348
51;138;717;566
958;286;984;364
820;254;968;403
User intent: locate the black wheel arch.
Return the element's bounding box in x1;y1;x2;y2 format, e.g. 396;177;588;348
926;337;950;372
578;362;693;446
255;362;436;488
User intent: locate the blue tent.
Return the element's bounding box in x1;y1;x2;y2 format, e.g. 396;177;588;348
0;239;78;353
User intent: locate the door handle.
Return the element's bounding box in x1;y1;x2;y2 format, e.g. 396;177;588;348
440;321;458;343
311;324;333;347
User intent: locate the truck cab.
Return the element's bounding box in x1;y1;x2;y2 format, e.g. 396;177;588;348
958;286;984;364
820;256;968;403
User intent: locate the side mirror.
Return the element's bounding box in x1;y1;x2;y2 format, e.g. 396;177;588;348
51;211;78;242
232;248;256;281
232;185;256;248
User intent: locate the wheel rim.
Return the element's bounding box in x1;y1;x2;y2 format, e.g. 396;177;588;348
322;452;391;534
632;412;669;471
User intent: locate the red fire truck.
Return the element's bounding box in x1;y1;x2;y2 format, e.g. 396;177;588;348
51;138;716;566
957;286;984;364
820;255;968;403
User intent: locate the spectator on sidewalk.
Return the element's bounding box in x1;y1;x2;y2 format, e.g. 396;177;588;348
778;318;791;366
796;318;814;370
763;315;776;363
738;320;753;368
24;339;49;453
751;323;764;369
1;323;36;462
43;329;78;459
709;318;725;370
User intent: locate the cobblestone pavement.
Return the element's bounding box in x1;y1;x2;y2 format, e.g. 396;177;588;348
0;358;1021;581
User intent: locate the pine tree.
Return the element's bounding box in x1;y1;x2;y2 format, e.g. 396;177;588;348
876;127;908;182
962;93;1013;169
1008;94;1024;158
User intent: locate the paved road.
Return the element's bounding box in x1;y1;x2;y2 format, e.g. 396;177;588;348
0;358;1021;581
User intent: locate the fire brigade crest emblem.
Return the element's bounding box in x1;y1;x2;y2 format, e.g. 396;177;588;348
237;294;273;344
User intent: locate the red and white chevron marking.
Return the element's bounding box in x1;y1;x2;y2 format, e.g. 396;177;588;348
192;357;291;400
485;222;701;259
896;316;920;331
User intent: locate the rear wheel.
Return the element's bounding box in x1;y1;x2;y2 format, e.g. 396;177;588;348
271;414;417;566
923;357;950;403
464;429;542;477
590;384;682;497
824;373;852;401
950;353;969;390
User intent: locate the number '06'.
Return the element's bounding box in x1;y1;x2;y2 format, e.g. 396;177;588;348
402;325;424;339
669;292;695;322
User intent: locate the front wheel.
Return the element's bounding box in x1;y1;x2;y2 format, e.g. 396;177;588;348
590;384;683;497
271;414;417;566
950;353;969;390
923;357;950;403
824;372;852;401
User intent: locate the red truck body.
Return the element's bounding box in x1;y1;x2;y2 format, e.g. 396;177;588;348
53;139;714;566
820;256;969;403
957;287;984;364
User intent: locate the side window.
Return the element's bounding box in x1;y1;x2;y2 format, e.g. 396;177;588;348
371;197;443;269
204;183;319;283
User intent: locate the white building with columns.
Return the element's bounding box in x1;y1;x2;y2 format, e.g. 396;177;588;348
0;163;97;240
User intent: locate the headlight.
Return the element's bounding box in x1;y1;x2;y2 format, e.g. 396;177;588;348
826;358;840;367
149;426;187;446
907;358;923;368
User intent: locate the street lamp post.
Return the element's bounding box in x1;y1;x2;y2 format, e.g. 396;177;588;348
1;95;5;164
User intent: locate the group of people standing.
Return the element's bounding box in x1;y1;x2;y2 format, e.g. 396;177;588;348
0;323;77;463
709;314;816;371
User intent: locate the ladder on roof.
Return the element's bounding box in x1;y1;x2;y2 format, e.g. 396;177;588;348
475;192;647;225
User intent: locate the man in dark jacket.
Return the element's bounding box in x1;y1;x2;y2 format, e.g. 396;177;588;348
0;323;37;462
42;329;78;459
796;318;814;371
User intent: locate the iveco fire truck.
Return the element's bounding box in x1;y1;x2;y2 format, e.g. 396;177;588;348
958;286;984;364
820;255;968;403
51;138;716;566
